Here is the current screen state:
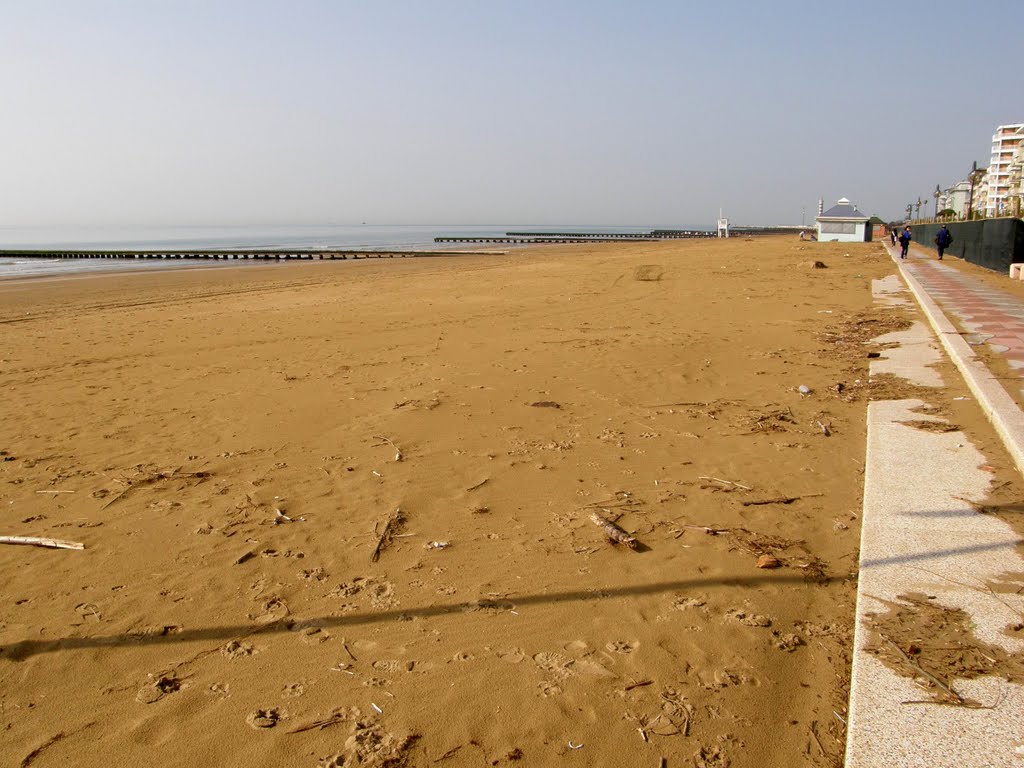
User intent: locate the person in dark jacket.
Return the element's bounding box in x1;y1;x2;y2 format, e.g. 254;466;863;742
898;226;912;259
934;225;953;260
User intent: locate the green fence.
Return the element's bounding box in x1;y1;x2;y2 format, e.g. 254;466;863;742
907;219;1024;273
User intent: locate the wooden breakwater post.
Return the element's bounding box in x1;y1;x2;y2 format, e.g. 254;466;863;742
0;248;511;263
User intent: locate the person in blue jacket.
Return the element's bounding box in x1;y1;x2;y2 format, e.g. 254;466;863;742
934;225;953;260
898;226;912;259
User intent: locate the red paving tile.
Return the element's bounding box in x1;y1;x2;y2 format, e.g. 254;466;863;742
890;244;1024;388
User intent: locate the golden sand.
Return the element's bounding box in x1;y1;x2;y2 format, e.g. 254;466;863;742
0;238;904;766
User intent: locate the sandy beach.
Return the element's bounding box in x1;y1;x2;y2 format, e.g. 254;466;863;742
0;238;933;766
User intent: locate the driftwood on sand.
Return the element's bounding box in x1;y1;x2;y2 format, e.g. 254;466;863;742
740;493;822;507
372;434;403;462
0;535;85;551
589;511;639;550
371;508;404;562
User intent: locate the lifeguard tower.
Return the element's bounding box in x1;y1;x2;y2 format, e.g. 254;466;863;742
717;209;729;238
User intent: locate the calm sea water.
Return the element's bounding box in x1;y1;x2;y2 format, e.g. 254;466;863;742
0;224;676;279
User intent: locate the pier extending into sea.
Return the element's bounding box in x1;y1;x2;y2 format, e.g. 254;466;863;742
435;226;803;244
0;248;506;262
1;225;806;263
434;236;662;244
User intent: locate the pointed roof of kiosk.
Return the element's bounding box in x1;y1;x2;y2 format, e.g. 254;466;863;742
818;197;868;220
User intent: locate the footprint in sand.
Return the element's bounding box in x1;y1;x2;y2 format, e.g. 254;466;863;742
563;640;591;655
702;669;750;691
249;576;269;596
372;660;404;673
250;597;289;624
207;683;230;697
452;651;474;662
773;632;804;652
533;652;574;679
672;596;707;611
605;640;639;654
136;675;181;704
497;648;526;664
352;639;379;654
221;640;256;659
538;681;563;697
572;658;616;678
367;580;397;608
282;682;306;698
331;579;365;598
725;608;771;627
246;708;282;729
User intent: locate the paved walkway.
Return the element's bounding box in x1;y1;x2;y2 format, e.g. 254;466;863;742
845;243;1024;767
900;244;1024;376
891;241;1024;475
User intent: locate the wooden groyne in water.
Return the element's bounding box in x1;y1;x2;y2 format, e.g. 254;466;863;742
433;236;660;244
2;226;803;263
506;232;666;239
0;248;506;261
649;230;717;238
435;230;739;243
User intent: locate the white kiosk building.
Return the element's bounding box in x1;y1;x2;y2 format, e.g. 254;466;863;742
815;197;871;243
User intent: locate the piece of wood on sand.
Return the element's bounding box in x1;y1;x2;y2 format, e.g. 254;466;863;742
740;493;822;507
589;511;639;550
698;475;751;491
0;535;84;551
371;508;405;562
286;707;350;734
372;434;403;462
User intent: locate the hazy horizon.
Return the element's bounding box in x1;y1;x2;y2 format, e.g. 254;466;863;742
2;1;1021;229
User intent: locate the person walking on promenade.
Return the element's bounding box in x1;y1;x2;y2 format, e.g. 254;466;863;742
890;228;897;247
899;226;912;259
934;225;953;260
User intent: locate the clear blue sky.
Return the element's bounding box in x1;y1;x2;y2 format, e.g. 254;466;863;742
1;0;1020;227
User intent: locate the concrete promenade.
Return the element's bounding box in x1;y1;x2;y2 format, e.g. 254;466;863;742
896;241;1024;479
845;242;1024;766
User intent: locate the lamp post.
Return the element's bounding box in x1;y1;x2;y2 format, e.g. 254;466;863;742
915;197;922;220
934;184;941;220
906;203;913;222
966;161;985;220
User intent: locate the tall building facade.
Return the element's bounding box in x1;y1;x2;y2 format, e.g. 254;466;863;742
984;123;1024;217
1009;135;1024;217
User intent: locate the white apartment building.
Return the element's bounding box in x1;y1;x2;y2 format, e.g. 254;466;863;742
1009;138;1024;217
984;123;1024;217
938;180;972;218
